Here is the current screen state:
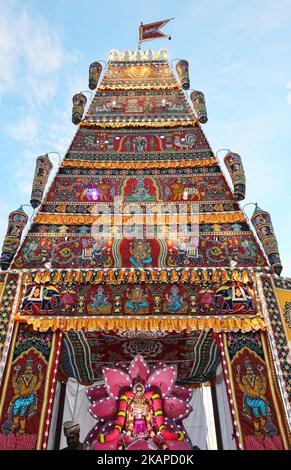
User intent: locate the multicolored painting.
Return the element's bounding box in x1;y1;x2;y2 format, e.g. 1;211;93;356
0;324;60;450
84;89;192;124
222;331;290;450
0;274;19;364
18;277;257;317
60;330;219;384
66;126;214;163
13;232;266;270
100;62;177;89
44;172;235;205
261;275;291;399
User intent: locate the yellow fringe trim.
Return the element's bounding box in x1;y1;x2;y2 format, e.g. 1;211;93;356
21;268;254;286
61;159;217;170
80;120;197;129
16;316;266;333
98;85;180;91
34;211;245;226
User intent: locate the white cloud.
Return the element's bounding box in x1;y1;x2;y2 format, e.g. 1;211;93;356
0;200;9;246
26;76;58;104
287;81;291;105
0;4;64;94
7;117;38;143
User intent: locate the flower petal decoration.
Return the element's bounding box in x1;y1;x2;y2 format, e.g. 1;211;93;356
89;397;118;421
172;385;193;403
165;439;192;450
147;366;177;397
163;396;192;421
85;423;103;445
103;367;132;399
129;355;150;383
86;356;193;450
86;384;107;404
93;434;121;450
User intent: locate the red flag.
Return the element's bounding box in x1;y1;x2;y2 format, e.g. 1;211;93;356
139;19;173;42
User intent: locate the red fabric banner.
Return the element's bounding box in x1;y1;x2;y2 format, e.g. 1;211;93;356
139;19;171;42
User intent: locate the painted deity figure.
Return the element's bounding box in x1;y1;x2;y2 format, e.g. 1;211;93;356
124;98;143;113
165;285;185;313
126;384;153;438
129;239;152;267
90;287;111;313
8;359;43;435
132;136;147;153
236;358;274;436
125;286;149;313
126;178;155;202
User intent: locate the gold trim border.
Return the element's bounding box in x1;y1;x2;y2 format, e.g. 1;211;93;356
80;120;197;129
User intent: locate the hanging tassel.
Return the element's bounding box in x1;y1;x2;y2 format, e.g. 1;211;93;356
202;270;208;282
74;271;82;283
72;93;87;125
34;271;42;284
159;270;168;283
190;270;199;284
53;272;62;284
221;270;230;283
224;152;246;201
128;270;136;283
96;270;103;283
88;62;102;90
242;270;250;284
0;206;28;270
170;270;179;283
181;270;189;283
212;270;219;283
139;270;147;283
251;205;283;276
43;272;51;283
175;60;190;90
30;154;53;209
190;91;208;124
232;270;240;282
107;270;115;284
85;271;92;283
117;271;124;284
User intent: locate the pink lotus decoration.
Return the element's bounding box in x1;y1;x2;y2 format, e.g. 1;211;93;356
85;355;193;450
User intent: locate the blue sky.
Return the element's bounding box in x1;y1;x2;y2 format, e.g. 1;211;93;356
0;0;290;275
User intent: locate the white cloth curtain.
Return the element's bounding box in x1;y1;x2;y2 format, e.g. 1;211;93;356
215;364;237;450
47;380;61;450
183;387;208;450
59;378;99;449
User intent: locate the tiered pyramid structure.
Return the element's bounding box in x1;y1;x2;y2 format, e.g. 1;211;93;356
0;48;289;451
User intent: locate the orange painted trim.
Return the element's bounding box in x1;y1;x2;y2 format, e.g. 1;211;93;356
34;211;245;226
17;316;265;333
61;158;217;170
79;120;197;129
98;85;180;91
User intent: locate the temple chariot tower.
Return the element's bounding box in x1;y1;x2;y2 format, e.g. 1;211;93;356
0;44;290;450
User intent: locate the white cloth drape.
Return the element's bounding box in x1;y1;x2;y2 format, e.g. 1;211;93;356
215;364;236;450
183;387;208;449
47;380;61;450
59;378;99;450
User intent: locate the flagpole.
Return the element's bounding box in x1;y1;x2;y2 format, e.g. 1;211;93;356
138;22;143;50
